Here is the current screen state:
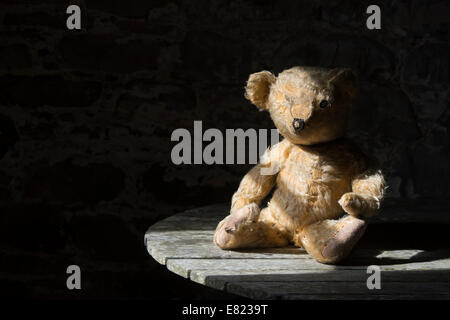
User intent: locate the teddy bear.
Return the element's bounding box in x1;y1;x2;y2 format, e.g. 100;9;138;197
214;66;386;264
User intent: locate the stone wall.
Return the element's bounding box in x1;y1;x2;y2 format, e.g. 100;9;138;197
0;0;449;298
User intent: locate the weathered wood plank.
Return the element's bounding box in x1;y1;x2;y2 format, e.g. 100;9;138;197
190;269;450;291
225;281;450;300
166;257;450;279
166;258;339;278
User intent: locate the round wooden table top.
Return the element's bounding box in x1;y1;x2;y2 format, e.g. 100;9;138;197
145;202;450;299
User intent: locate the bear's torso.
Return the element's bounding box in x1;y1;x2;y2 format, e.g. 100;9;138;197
267;138;366;233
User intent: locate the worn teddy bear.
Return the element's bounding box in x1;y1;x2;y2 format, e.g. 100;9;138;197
214;66;386;264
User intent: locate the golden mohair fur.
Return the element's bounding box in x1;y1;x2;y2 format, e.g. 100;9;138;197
214;66;387;264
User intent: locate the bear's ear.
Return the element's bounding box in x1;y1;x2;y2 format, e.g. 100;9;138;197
328;68;358;102
245;71;276;110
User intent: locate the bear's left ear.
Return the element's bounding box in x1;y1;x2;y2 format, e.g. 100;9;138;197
328;68;358;102
245;71;276;110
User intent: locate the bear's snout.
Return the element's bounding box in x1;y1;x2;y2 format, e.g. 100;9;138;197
292;118;305;132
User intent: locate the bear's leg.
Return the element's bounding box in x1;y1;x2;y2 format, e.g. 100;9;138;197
296;215;367;264
214;204;289;249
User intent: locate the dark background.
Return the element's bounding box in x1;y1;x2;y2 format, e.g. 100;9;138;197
0;0;449;299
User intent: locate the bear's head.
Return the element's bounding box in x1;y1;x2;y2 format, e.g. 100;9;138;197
245;66;357;145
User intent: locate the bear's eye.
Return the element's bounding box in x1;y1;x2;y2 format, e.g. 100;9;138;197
319;100;329;108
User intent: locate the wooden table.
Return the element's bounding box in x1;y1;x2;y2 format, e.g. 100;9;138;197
145;201;450;299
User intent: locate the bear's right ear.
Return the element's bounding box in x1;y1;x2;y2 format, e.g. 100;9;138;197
244;71;276;110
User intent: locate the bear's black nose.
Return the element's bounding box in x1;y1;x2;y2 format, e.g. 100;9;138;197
292;118;305;132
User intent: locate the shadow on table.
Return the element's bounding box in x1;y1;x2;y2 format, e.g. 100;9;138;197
235;222;450;266
343;222;450;266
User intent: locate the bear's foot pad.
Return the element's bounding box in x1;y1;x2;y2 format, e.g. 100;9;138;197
321;217;367;262
214;204;259;249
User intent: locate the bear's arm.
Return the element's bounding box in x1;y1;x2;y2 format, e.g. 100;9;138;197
339;152;386;218
230;141;287;214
